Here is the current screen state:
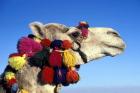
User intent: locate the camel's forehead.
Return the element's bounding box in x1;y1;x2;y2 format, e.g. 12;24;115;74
44;23;67;31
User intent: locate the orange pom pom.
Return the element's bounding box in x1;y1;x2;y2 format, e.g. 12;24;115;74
41;39;51;48
66;69;79;84
62;40;72;49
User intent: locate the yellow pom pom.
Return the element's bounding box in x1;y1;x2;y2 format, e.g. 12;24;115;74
63;50;77;67
5;72;15;81
8;54;26;70
19;89;29;93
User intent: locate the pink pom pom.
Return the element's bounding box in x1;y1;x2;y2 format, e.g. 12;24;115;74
81;29;89;37
17;37;42;57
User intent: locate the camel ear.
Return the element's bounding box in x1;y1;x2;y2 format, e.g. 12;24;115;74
29;22;45;39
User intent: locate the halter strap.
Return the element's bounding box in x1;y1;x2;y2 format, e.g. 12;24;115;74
72;41;87;64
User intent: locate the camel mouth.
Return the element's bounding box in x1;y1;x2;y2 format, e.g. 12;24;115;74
107;44;125;51
101;42;125;57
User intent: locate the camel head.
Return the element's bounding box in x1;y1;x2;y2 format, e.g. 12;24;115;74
30;22;125;64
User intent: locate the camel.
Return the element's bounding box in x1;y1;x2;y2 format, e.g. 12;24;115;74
0;22;125;93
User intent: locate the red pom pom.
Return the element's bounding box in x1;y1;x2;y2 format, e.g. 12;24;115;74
9;53;24;58
41;39;51;48
49;50;62;67
62;40;72;49
41;66;54;84
66;70;79;84
7;78;17;88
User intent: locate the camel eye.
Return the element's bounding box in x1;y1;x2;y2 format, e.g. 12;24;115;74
71;31;80;38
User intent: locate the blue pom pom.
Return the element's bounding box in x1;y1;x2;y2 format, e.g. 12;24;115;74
50;40;62;49
11;83;18;93
54;68;67;84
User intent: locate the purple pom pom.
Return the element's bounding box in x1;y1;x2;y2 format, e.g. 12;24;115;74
17;37;42;57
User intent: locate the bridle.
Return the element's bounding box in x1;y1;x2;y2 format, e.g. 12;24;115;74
70;34;88;64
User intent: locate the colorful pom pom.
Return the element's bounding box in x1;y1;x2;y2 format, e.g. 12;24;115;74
62;40;72;49
7;78;16;88
41;38;51;48
11;83;18;93
17;37;42;57
66;69;79;84
63;50;77;67
54;68;67;84
19;89;29;93
29;48;50;68
8;53;26;70
4;72;15;81
41;67;54;84
77;21;89;29
50;40;62;49
49;50;62;67
81;29;89;37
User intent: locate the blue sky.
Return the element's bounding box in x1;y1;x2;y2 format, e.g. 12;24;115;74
0;0;140;93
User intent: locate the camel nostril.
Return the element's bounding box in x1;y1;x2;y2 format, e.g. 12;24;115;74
107;31;119;37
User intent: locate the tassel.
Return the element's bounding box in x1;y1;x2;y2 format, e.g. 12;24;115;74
41;66;54;84
54;68;67;84
49;50;62;67
8;53;26;70
63;50;76;67
66;69;79;84
29;48;50;68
